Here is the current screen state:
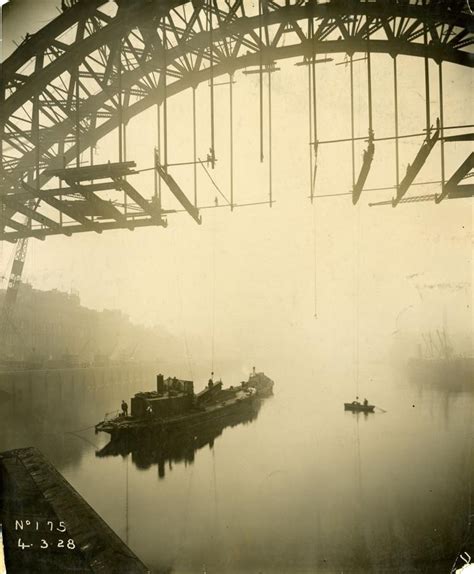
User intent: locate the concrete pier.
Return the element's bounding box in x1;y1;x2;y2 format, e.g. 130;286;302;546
0;447;149;574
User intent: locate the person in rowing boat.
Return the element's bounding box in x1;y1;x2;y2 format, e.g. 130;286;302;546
363;398;369;406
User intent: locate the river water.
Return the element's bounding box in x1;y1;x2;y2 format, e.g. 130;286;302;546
0;360;472;574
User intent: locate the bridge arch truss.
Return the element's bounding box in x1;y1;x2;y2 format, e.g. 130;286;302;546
0;0;473;240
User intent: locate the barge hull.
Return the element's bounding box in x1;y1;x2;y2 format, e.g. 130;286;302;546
99;396;259;441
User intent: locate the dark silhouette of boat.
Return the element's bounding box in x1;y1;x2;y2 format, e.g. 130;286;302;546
344;401;375;413
95;370;273;441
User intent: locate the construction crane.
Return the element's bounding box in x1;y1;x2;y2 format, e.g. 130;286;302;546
0;234;30;357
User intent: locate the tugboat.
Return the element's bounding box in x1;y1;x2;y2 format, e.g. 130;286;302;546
95;372;272;441
344;397;375;413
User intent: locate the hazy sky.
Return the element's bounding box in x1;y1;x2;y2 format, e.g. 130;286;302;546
1;1;472;377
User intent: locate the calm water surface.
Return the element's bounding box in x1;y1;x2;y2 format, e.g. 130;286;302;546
0;361;472;574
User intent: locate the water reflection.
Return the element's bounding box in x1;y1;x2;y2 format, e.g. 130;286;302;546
0;367;153;473
0;363;472;573
96;400;264;477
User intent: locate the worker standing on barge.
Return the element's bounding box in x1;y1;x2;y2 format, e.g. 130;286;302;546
121;400;128;416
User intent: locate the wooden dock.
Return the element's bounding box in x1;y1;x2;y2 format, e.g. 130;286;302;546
0;447;150;574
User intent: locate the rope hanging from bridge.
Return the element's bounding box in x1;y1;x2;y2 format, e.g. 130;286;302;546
307;16;319;203
162;15;169;171
393;57;400;190
421;0;435;136
259;0;264;163
437;63;446;200
307;16;320;318
268;65;273;208
208;0;215;169
229;73;234;211
350;55;356;188
193;87;198;207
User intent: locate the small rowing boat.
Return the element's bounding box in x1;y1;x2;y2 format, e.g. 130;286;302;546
344;401;375;413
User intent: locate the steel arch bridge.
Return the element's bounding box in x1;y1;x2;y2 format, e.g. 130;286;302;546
0;0;473;242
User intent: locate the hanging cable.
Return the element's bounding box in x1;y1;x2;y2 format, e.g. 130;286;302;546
393;57;400;190
211;208;217;375
268;67;273;207
355;204;360;398
366;15;373;136
174;258;195;382
157;103;162;206
118;40;123;164
123;118;127;215
423;0;431;134
350;54;355;188
311;27;318;195
312;201;317;319
75;68;81;169
153;130;158;199
117;37;127;213
439;62;445;189
307;59;314;200
353;53;361;400
193;87;198;206
124;456;129;546
229;73;234;211
208;0;215;168
259;0;264;162
162;16;168;171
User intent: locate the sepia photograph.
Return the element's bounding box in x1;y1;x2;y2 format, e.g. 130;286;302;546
0;0;473;573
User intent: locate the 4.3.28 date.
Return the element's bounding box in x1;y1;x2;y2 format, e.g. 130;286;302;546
17;538;76;550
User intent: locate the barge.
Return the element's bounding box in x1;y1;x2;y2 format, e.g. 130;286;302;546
95;371;272;441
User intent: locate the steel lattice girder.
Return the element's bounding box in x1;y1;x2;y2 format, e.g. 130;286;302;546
0;0;473;239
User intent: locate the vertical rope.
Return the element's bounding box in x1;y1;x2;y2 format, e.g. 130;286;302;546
350;55;355;188
157;103;162;205
312;201;317;319
268;69;272;207
308;60;313;199
162;17;168;170
123;119;127;215
423;0;431;133
75;71;80;169
393;57;399;189
259;0;264;162
125;456;129;546
439;63;445;190
310;18;318;318
229;74;234;211
208;0;215;166
366;16;373;135
174;259;195;382
193;88;198;206
117;41;123;164
117;38;126;212
211;208;216;375
352;56;360;398
355;205;360;398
